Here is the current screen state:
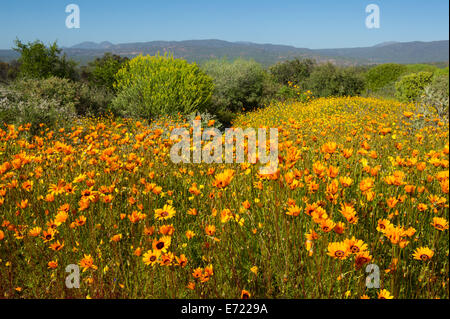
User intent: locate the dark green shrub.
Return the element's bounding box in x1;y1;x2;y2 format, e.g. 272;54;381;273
0;61;19;83
112;53;214;119
76;84;114;116
269;58;315;86
306;63;365;97
86;53;129;91
13;39;78;80
202;58;265;113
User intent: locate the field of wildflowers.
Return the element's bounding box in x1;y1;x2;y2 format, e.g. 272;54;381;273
0;96;448;299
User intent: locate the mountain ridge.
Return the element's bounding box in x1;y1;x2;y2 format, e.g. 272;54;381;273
1;39;448;66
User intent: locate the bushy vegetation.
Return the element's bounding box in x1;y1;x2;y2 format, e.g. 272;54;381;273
13;39;77;80
112;53;214;120
420;75;449;121
0;60;19;83
1;39;448;131
0;77;77;134
83;53;129;91
203;59;266;119
269;58;315;86
365;63;407;92
305;63;365;97
395;71;434;102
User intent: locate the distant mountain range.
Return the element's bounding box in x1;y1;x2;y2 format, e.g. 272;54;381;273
0;39;448;66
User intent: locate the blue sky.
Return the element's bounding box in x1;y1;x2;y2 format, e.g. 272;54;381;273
0;0;448;49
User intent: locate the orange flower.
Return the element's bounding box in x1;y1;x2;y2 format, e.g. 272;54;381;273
47;260;58;269
321;142;337;154
212;169;234;189
110;234;122;242
21;180;33;192
241;289;251;299
186;230;195;239
79;254;97;272
49;240;64;251
205;224;216;236
431;217;449;231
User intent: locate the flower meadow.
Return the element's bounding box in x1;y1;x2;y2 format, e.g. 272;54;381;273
0;96;448;299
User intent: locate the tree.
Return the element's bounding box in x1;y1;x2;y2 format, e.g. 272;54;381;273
203;58;266;113
13;39;77;80
306;63;365;97
365;63;407;92
86;53;129;91
269;58;315;86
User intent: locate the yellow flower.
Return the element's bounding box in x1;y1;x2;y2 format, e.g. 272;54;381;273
431;217;449;231
154;204;176;220
377;289;394;299
142;249;161;266
412;247;434;261
327;241;349;260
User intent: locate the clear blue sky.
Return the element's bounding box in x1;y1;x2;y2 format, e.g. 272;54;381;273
0;0;448;49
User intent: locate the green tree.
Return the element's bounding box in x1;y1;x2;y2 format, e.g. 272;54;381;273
269;58;315;86
365;63;407;92
395;71;433;102
112;53;214;119
13;39;77;80
306;63;365;97
202;58;266;113
86;53;129;90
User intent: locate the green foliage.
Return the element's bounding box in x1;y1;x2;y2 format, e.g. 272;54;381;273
0;61;19;83
11;77;78;110
13;39;78;80
433;67;449;78
395;71;433;102
0;77;77;134
305;63;365;97
365;63;407;92
202;58;266;113
420;75;449;121
112;53;214;119
269;58;315;86
76;84;114;116
405;64;439;74
275;82;313;102
86;53;129;90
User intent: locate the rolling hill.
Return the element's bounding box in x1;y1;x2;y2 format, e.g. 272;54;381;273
0;39;448;66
